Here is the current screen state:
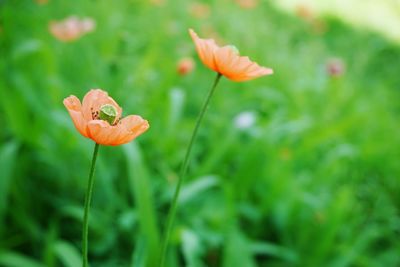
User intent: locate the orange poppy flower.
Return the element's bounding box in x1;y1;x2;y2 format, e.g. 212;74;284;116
189;29;273;82
64;89;149;146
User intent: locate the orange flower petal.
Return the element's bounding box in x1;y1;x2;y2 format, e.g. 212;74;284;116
230;62;274;82
87;120;116;145
213;46;245;77
189;29;218;72
189;29;273;82
86;116;149;146
81;89;122;121
63;95;89;137
118;115;150;144
213;46;273;81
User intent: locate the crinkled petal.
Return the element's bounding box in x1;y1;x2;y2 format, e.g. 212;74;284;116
87;115;149;146
214;46;248;77
118;115;150;145
214;46;273;81
189;28;273;82
87;120;114;145
63;95;89;137
81;89;122;121
230;63;274;81
189;29;218;72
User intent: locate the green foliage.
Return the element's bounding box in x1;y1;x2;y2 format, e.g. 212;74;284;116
1;1;400;267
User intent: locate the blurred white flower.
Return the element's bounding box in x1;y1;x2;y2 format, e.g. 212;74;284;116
234;111;256;130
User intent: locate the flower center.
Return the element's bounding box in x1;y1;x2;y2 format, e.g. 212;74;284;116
99;104;118;125
227;45;239;55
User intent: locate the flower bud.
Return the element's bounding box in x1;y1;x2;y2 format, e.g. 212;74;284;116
177;57;195;75
100;104;118;125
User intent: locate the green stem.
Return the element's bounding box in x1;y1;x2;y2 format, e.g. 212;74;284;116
159;73;222;267
82;143;100;267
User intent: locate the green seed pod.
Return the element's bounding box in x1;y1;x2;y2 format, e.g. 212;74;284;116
99;104;118;125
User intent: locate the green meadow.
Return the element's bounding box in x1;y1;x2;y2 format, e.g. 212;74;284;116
1;1;400;267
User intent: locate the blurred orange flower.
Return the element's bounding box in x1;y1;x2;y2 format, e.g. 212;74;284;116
326;58;346;77
35;0;49;5
150;0;166;6
49;16;95;42
295;4;315;21
295;4;327;35
189;29;273;81
236;0;258;9
189;2;211;19
64;89;149;146
177;57;195;75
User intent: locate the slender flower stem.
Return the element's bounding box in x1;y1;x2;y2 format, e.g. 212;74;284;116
159;73;222;267
82;143;100;267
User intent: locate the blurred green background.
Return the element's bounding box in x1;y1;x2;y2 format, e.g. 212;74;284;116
1;0;400;267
